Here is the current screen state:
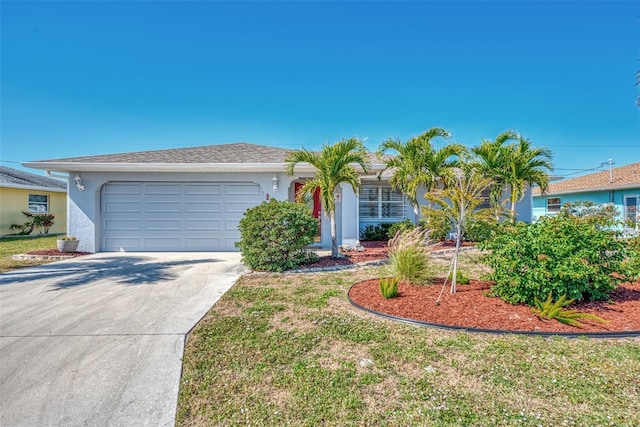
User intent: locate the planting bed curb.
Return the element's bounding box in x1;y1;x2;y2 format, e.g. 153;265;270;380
12;254;75;261
347;285;640;339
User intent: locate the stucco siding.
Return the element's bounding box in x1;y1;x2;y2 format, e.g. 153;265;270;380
533;188;640;222
0;187;67;236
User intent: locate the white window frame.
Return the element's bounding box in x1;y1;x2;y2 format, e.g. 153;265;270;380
624;195;639;224
546;197;561;213
28;194;49;213
358;184;405;221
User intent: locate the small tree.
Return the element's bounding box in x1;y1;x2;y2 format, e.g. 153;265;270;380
285;138;371;258
235;200;318;272
377;127;464;222
423;166;494;295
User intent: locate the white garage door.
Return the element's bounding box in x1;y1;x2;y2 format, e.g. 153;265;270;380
101;182;263;251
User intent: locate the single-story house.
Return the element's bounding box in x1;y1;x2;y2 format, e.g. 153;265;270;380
532;161;640;228
24;143;533;253
0;165;67;236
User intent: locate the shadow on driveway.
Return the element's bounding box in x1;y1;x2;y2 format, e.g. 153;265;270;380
0;255;220;289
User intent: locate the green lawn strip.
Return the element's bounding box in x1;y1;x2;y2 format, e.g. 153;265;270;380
0;235;60;273
178;266;640;427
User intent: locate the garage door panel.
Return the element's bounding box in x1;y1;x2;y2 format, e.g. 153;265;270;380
102;182;262;251
104;219;141;231
104;202;141;213
146;184;181;195
145;201;182;213
185;202;220;213
104;183;142;195
186;219;220;231
145;219;181;231
186;184;221;195
225;183;261;195
145;237;182;250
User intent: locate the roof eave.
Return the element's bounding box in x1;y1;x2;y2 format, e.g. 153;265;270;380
0;183;67;193
533;183;640;197
23;161;388;174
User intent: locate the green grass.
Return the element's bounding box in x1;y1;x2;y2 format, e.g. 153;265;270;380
177;264;640;427
0;234;60;273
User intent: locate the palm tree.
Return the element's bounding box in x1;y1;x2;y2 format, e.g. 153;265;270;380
472;130;553;221
377;127;465;222
285;138;372;258
504;137;553;218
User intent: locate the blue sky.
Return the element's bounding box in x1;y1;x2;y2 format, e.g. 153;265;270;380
1;1;639;177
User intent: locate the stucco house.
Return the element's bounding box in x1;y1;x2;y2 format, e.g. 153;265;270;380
0;165;67;236
24;143;533;253
532;161;640;229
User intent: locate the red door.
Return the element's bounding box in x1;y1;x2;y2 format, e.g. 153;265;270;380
294;183;321;241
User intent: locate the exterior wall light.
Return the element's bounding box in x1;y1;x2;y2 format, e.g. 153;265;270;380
74;174;85;191
272;175;279;192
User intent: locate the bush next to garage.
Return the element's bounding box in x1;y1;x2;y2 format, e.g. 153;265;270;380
479;212;628;306
236;199;319;272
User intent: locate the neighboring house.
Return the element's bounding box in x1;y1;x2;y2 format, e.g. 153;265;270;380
0;166;67;236
24;143;533;253
532;161;640;228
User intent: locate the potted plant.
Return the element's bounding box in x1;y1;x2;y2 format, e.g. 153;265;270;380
57;236;79;253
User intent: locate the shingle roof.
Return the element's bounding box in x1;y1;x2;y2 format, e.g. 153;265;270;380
532;161;640;196
0;166;66;190
31;143;293;164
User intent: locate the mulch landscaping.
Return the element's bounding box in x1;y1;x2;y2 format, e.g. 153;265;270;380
303;240;640;334
26;249;92;257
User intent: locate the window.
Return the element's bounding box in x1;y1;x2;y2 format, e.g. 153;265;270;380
28;194;49;213
477;187;492;209
624;196;638;225
546;197;561;213
359;184;405;220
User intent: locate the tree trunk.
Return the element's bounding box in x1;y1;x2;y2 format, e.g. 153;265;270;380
450;222;461;294
330;211;338;258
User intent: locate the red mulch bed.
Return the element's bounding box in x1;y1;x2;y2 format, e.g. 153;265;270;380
349;278;640;334
26;249;91;257
301;240;472;269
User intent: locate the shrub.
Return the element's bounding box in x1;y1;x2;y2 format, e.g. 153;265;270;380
447;270;469;285
236;200;319;272
463;217;500;243
386;219;416;240
420;209;450;241
623;236;640;281
480;213;627;305
359;223;393;241
387;227;433;285
531;292;608;328
379;277;399;299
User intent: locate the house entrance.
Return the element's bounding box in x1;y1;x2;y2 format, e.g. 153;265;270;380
294;183;321;242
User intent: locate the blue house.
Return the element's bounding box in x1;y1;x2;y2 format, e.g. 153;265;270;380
533;161;640;229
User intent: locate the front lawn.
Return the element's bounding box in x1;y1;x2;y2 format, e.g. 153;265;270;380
177;263;640;426
0;235;60;273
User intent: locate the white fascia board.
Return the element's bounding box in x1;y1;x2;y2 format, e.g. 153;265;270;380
22;162;302;173
0;183;67;193
22;161;387;174
535;183;640;197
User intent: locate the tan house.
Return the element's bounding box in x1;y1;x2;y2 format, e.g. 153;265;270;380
0;166;67;236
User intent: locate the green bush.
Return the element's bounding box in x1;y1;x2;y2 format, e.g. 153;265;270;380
420;209;450;241
447;270;469;285
386;218;416;240
463;217;500;243
379;277;400;299
235;200;319;272
480;213;627;305
387;228;433;285
623;236;640;281
359;223;393;241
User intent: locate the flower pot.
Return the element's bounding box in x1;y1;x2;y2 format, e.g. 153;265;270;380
57;239;79;253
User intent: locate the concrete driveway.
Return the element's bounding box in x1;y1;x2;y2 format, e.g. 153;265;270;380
0;252;246;426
